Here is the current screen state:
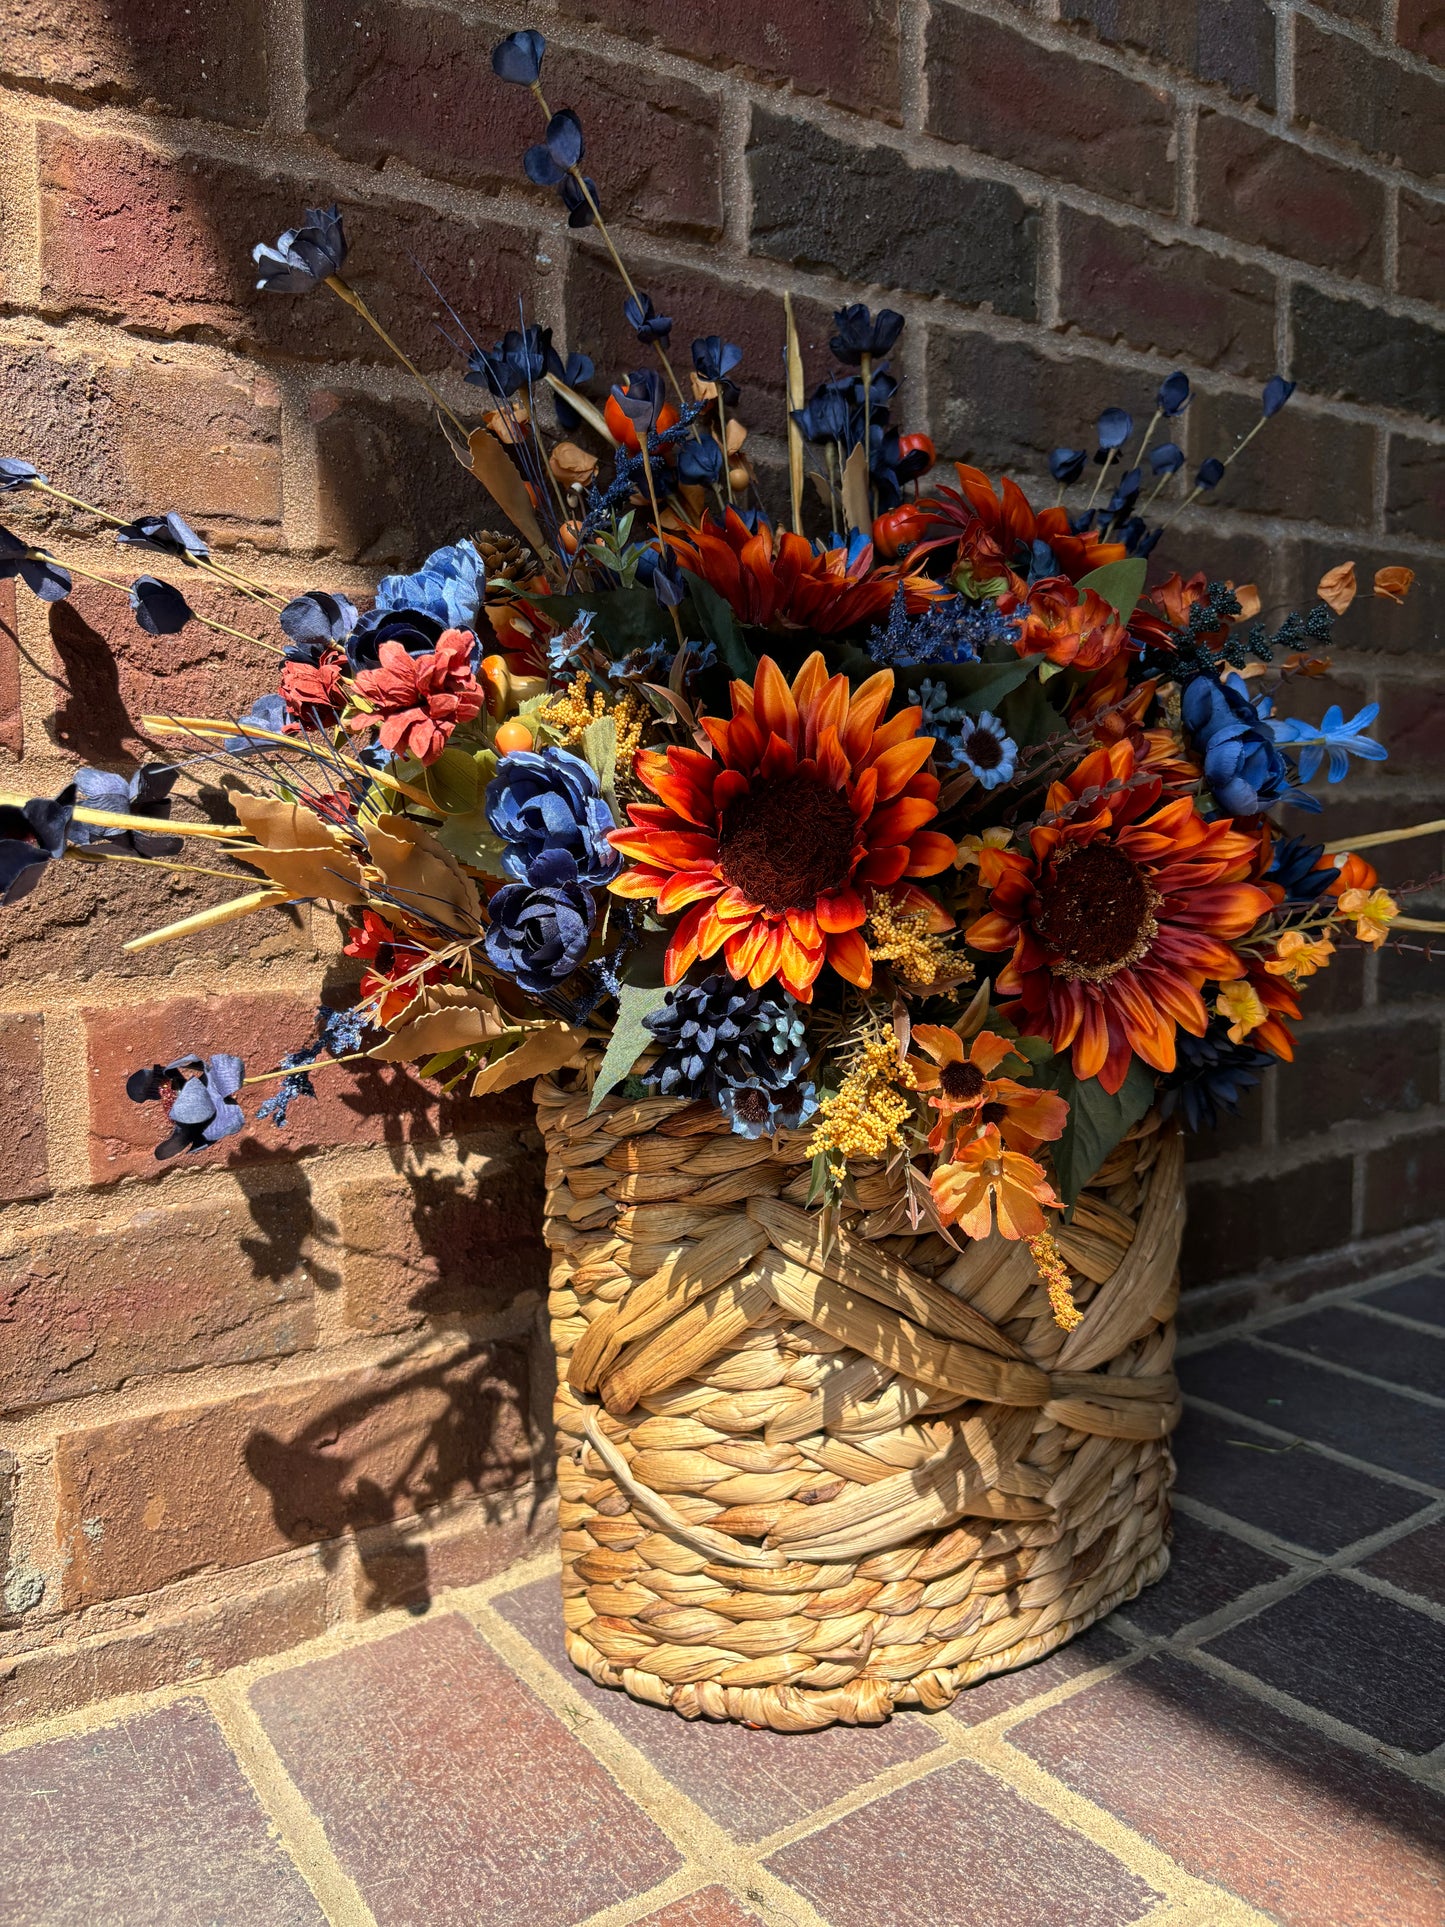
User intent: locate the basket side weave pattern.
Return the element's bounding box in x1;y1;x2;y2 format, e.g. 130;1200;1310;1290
539;1077;1185;1730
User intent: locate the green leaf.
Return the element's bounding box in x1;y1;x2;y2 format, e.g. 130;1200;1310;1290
582;713;619;817
435;810;508;876
897;654;1035;717
1032;1053;1156;1209
680;571;757;681
526;589;672;657
420;746;484;815
996;673;1061;749
1076;557;1147;624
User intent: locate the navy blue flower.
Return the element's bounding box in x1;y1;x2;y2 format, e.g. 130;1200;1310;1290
560;175;599;227
643;974;815;1136
253;205;347;294
1157;371;1191;416
280;590;359;649
223;693;290;755
0;786;74;903
1262;376;1295;418
552;352;595;431
1150;442;1185;476
376;540;486;633
486;747;619;887
1096;406;1132;453
611;368;665;437
0;524;69;601
116;512;208;560
1195;456;1225;490
345;606;446;674
1158;1019;1274;1133
792;384;852;446
126;1052;246;1159
71;765;181;857
624;293;672;347
691;335;741;392
1049;447;1087;485
466;324;559;398
0;458;43;492
483;848;597;993
129;575;193;637
650;548;686;611
1267;835;1338;905
1182;671;1307;816
491;28;545;83
677;435;725;487
830;305;904;364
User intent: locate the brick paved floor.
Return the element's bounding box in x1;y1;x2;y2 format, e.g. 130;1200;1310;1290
1;1269;1442;1927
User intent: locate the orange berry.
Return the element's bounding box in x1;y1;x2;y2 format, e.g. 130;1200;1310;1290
494;718;534;754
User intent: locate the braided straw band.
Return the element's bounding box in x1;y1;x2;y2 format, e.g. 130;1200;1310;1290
539;1074;1184;1732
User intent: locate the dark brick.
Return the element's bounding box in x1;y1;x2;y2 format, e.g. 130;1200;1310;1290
1360;1516;1445;1604
1267;1301;1445;1395
0;1699;326;1924
1314;0;1386;23
1170;1403;1428;1551
1277;1019;1438;1139
0;0;270;128
927;7;1174;211
37;125;538;373
1187;390;1378;529
1292;285;1445;418
313;385;500;567
1180;1338;1445;1484
1011;1656;1445;1927
493;1575;941;1841
1296;535;1445;658
1378;924;1445;1003
947;1624;1129;1725
54;1341;532;1606
556;0;901;120
1398;188;1445;302
0;1013;47;1203
924;329;1133;490
1206;1575;1445;1752
1057;210;1276;376
250;1613;681;1926
0;1191;315;1413
764;1755;1161;1927
1180;1156;1354;1288
1182;1075;1267;1159
1116;1511;1290;1635
1295;17;1445;176
1385;432;1445;545
0;580;21;760
1364;1272;1445;1326
1195;112;1386;281
305;0;722;237
1365;1125;1445;1237
1061;0;1276;107
748;109;1038;317
1398;0;1445;64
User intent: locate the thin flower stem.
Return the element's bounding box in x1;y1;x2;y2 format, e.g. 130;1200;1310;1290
28;478;288;607
1084;449;1115;513
243;1050;372;1087
324;276;471;440
1128;408;1161;478
1325;816;1445;855
69;846;248;882
26;550;286;654
714;390;735;507
861;352;873;525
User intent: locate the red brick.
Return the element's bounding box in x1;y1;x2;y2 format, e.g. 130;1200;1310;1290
1293;285;1445;418
1058;210;1277;376
1365;1125;1445;1236
927;7;1175;211
331;1159;545;1335
1376;675;1445;778
313;385;505;568
557;0;900;120
1296;535;1445;659
1061;0;1276;108
1187;390;1378;529
1361;1518;1445;1607
1399;189;1445;303
0;1700;328;1919
635;1893;766;1927
1010;1656;1445;1927
36;124;538;374
1181;1157;1356;1289
1196;112;1385;281
350;1489;555;1612
0;1571;331;1732
84;992;492;1180
1398;0;1445;63
0;1190;315;1414
0;0;270;127
947;1624;1129;1725
249;1613;682;1925
0;580;20;760
0;1014;47;1203
54;1340;532;1605
1294;17;1445;176
306;0;722;238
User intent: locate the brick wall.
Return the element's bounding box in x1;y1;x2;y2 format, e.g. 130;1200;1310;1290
0;0;1441;1723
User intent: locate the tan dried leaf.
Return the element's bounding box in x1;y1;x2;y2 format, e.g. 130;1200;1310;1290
550;440;598;489
365;814;481;933
472;1023;589;1095
1374;566;1416;604
468;426;548;558
368;1004;506;1062
236;845;366;904
1231;582;1261;620
1315;560;1357;615
231;794;339;851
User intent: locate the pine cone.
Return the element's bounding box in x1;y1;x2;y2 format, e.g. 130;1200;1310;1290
476;530;540;584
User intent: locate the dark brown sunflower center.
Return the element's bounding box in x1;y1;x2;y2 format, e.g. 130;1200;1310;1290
716;772;856;914
1033;842;1160;982
979;1101;1007;1125
962;726;1003;770
940;1060;987;1101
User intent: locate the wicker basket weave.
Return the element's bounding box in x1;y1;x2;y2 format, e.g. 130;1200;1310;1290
539;1074;1185;1731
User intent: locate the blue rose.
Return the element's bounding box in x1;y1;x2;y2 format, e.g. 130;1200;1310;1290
1182;672;1296;817
483;849;596;993
486;746;620;887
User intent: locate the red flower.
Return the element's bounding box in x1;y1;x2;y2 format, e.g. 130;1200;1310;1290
911;465;1126;587
344;911;442;1026
999;576;1130;672
279;648;346;727
348;628;483;765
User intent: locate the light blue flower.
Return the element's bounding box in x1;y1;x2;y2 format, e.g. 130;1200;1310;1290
376;539;486;631
951;710;1018;789
1268;702;1387;785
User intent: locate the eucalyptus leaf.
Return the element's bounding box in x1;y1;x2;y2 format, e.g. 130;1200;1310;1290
435;811;509;875
582;712;619;817
898;655;1034;717
1076;557;1147;624
1033;1053;1156;1209
419;745;483;815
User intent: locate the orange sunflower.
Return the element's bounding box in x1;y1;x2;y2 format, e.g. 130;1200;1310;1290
906;1026;1069;1155
967;741;1272;1094
910;465;1126;586
608;652;955;999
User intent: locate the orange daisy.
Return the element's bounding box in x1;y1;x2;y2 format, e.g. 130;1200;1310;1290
967;741;1273;1094
930;1126;1061;1241
998;576;1130;672
910;465;1126;586
906;1025;1070;1154
607;652;955;1000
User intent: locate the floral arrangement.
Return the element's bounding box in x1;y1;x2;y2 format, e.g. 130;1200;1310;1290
2;27;1435;1323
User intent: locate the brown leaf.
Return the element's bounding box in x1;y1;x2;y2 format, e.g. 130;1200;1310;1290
1374;565;1416;604
784;291;807;537
236;845;366;904
840;442;871;537
368;1004;506;1062
468;426;549;558
1230;582;1261;620
1315;560;1357;615
231;794;339;851
365;814;481;933
550;440;598;489
471;1023;589;1095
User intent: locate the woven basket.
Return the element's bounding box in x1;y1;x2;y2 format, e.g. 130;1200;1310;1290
538;1075;1185;1731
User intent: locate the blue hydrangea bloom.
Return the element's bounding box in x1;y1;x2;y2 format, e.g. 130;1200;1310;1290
643;974;814;1136
125;1052;246;1159
483;849;597;993
375;539;486;633
485;747;620;887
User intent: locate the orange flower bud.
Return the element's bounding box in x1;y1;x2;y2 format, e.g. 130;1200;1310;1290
494;718;534;754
